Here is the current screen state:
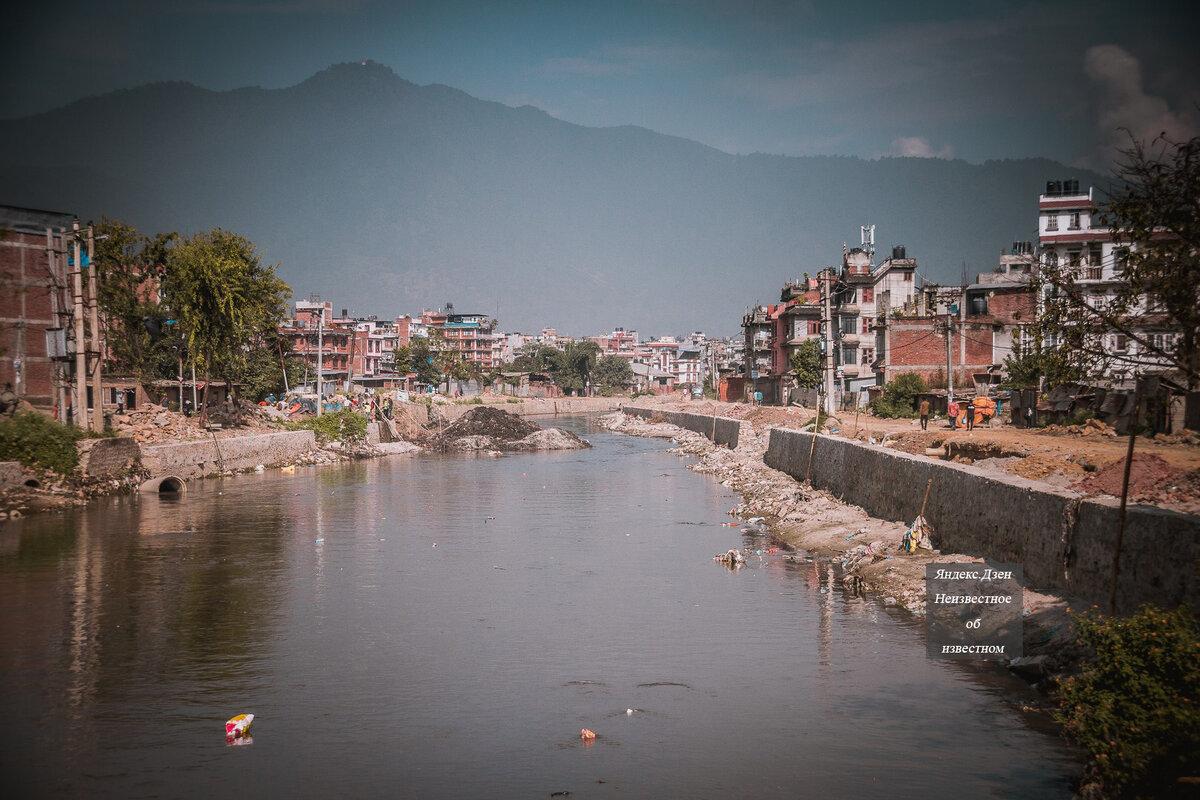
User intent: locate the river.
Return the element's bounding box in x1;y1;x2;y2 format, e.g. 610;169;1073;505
0;416;1080;798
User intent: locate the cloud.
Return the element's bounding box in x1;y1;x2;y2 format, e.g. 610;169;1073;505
888;136;954;159
1084;44;1198;167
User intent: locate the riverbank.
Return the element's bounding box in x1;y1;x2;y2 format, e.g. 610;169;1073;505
0;395;624;516
598;408;1083;685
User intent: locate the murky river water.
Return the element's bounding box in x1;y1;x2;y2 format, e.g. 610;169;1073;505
0;416;1080;798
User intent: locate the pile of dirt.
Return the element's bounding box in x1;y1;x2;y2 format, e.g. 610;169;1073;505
1069;453;1183;500
1007;453;1087;481
431;406;589;452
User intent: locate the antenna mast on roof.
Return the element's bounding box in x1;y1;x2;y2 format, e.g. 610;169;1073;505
860;225;875;265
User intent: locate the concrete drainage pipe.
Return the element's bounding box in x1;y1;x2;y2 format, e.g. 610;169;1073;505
140;475;187;494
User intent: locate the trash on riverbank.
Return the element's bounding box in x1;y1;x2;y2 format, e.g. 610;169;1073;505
580;728;596;739
714;548;746;566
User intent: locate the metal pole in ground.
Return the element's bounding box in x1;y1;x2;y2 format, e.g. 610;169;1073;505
1109;381;1142;615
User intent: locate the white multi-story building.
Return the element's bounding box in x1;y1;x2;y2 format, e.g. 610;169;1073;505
1038;179;1176;385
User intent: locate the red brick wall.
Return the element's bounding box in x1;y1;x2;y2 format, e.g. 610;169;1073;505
1;231;64;406
985;289;1035;325
886;318;995;386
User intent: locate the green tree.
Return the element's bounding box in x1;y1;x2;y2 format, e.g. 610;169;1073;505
1031;134;1200;389
161;229;291;421
511;343;560;373
406;336;441;387
232;335;306;400
93;218;178;384
869;372;928;418
592;355;633;395
548;340;600;394
789;339;822;389
1000;338;1084;390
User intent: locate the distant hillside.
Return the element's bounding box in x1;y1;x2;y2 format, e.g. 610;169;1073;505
0;60;1108;336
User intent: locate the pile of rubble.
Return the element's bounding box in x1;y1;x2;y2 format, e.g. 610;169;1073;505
109;405;210;443
431;406;590;452
1042;418;1118;437
109;401;278;444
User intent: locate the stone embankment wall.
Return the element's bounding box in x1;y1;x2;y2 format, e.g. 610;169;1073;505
764;428;1199;614
624;406;742;449
140;430;318;480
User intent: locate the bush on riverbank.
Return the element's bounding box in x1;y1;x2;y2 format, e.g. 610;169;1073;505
288;409;368;445
0;412;84;474
1056;604;1200;796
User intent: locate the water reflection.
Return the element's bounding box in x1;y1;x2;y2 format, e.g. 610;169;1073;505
0;416;1080;798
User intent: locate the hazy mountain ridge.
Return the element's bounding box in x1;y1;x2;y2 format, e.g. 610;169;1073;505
0;61;1106;336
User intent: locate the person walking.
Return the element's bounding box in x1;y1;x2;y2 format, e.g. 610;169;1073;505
918;397;930;430
966;396;976;430
948;399;960;429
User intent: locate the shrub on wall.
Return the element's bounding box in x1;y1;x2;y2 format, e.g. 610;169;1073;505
288;409;367;445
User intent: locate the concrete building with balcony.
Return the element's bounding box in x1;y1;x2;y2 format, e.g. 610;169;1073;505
1037;179;1174;386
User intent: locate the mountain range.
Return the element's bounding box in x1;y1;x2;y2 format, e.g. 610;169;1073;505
0;60;1108;337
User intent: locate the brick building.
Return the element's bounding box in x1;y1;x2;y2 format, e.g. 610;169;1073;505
0;206;75;410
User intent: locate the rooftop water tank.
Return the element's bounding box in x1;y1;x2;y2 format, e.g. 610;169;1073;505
892;245;906;260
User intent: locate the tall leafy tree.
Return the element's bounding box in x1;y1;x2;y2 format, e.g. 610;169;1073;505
1031;134;1199;389
93;218;178;383
592;355;633;395
788;339;822;389
161;229;291;420
548;340;601;394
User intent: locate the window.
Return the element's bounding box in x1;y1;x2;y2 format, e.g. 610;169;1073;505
861;348;874;365
1114;334;1127;352
807;320;819;336
1045;251;1059;267
1045;214;1059;231
862;318;870;334
1068;211;1081;230
862;288;874;303
903;272;913;282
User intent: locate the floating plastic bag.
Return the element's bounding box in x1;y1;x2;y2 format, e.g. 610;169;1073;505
225;713;254;741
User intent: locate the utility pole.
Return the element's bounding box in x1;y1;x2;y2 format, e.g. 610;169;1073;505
71;220;89;431
316;311;324;417
86;224;103;431
945;313;954;404
47;228;68;420
823;268;836;414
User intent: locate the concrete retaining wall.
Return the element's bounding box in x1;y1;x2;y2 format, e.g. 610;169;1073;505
624;406;742;449
140;430;318;480
79;438;142;477
764;428;1199;613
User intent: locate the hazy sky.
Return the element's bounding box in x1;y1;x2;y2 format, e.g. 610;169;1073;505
3;0;1196;170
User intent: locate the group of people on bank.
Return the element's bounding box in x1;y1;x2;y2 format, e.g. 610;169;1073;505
917;395;996;431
